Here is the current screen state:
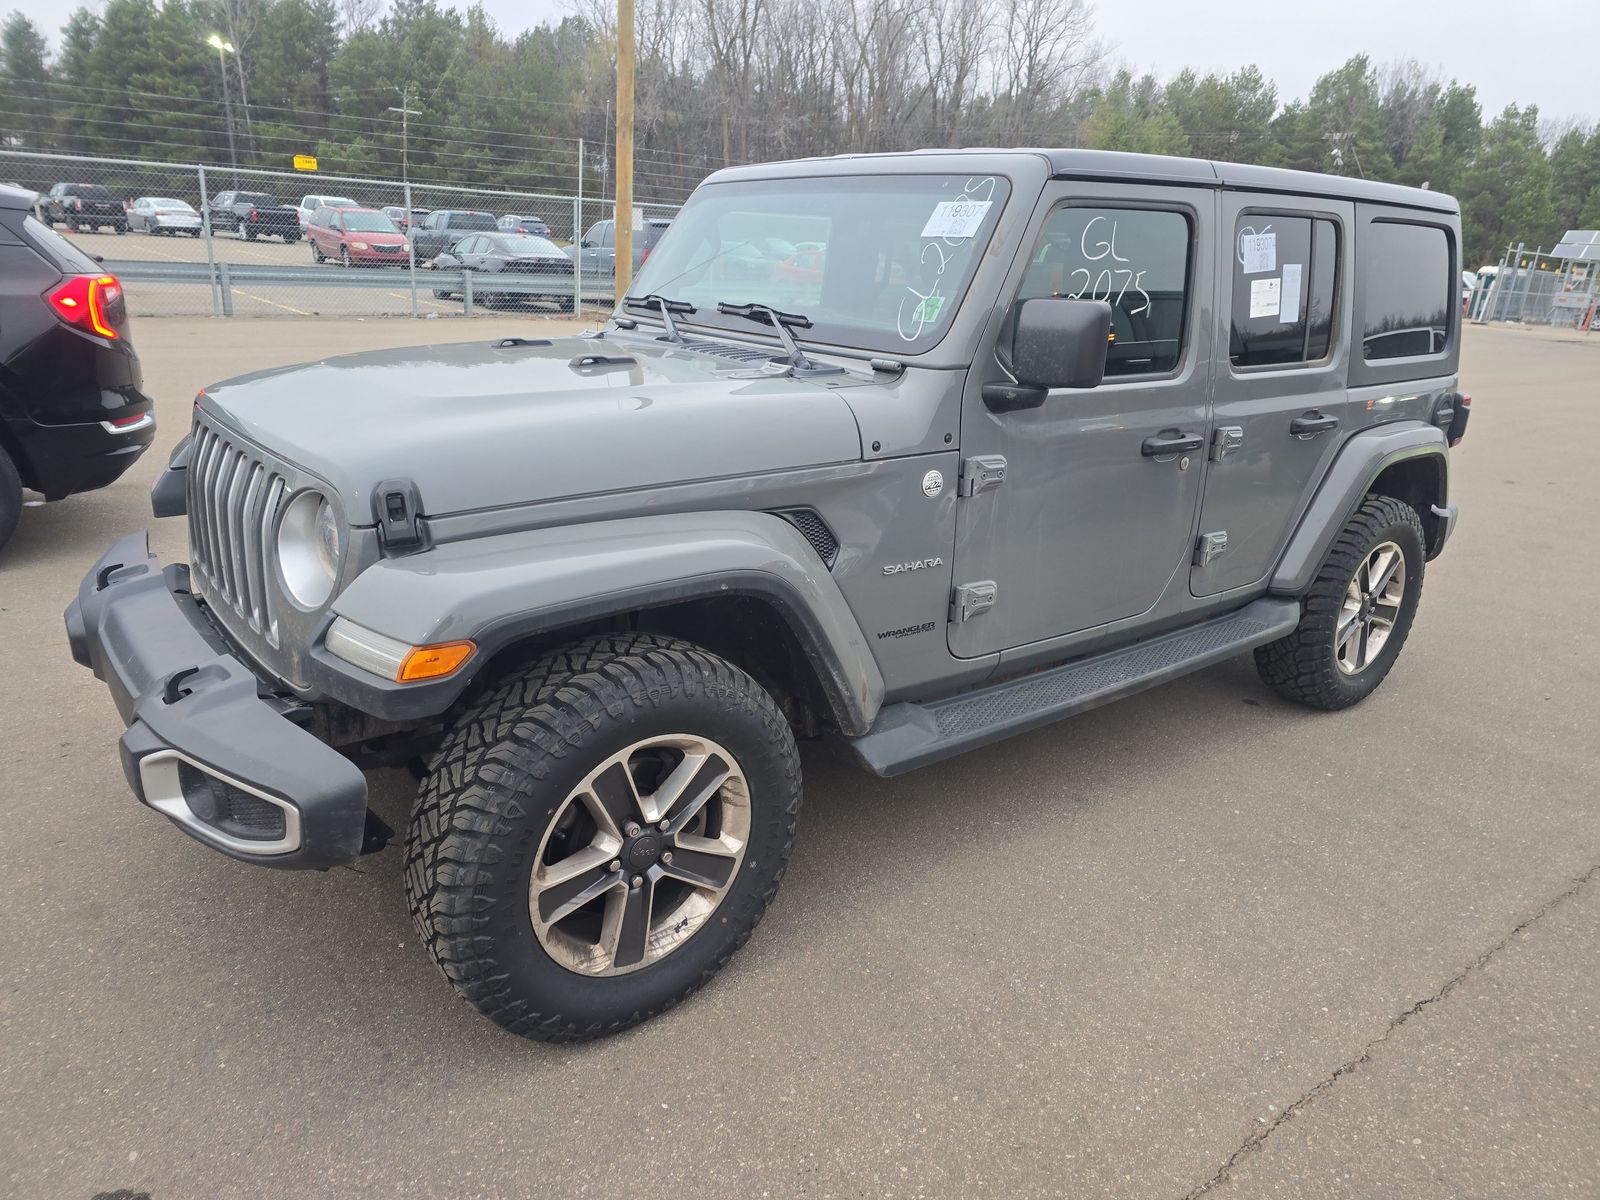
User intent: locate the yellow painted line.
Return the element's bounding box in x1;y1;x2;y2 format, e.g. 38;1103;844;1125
389;290;456;311
232;288;311;316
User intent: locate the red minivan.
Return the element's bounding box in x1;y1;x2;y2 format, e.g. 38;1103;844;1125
307;206;409;267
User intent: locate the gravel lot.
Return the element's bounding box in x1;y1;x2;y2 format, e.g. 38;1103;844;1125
1;318;1596;1199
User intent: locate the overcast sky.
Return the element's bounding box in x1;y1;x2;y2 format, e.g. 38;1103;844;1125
10;0;1595;126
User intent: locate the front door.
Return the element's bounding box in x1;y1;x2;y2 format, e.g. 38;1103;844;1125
949;184;1216;659
1190;194;1353;596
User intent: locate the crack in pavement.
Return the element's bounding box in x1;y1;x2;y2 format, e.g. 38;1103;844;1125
1183;861;1600;1198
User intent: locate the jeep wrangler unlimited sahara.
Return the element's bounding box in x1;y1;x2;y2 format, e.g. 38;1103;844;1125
66;150;1469;1041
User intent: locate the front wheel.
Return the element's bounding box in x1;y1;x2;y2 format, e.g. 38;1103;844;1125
340;244;352;268
406;633;801;1042
1255;495;1426;710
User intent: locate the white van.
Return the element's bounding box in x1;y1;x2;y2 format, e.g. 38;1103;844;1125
296;194;357;228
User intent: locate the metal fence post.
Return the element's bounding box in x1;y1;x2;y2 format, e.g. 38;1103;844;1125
218;261;234;316
574;138;584;315
463;271;473;317
197;163;221;317
404;180;418;319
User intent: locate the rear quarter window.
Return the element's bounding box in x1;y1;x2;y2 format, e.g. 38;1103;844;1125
1361;222;1452;361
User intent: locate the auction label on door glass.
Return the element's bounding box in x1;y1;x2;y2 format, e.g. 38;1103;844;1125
1240;231;1276;274
1249;277;1281;319
921;200;991;240
1279;263;1303;323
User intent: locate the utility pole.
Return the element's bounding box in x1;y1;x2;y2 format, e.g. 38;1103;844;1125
614;0;635;303
387;87;422;185
206;35;238;182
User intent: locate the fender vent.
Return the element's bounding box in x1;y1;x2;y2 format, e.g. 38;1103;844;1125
771;507;839;568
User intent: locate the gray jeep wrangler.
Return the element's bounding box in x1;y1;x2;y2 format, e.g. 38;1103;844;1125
66;150;1470;1041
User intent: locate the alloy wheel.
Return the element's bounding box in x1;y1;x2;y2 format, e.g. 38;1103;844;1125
1336;541;1405;674
529;734;751;977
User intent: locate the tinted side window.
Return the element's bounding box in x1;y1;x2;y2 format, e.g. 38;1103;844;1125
1362;222;1451;360
1018;206;1192;377
1230;216;1340;368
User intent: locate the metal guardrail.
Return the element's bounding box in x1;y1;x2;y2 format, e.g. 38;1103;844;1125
108;259;618;317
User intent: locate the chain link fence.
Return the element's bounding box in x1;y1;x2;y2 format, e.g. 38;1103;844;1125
1468;237;1600;332
0;149;682;320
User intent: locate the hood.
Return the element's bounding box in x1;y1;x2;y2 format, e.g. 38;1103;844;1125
198;334;866;520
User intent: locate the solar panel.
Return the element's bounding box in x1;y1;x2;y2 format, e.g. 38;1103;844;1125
1551;230;1600;261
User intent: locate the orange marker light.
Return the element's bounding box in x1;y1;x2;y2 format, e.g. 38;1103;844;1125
397;640;475;682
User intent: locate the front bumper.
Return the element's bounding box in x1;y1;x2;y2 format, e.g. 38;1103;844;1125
65;533;368;869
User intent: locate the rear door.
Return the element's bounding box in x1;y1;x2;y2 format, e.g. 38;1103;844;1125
1190;194;1353;597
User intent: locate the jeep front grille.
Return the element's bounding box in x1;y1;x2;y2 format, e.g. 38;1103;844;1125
187;418;288;645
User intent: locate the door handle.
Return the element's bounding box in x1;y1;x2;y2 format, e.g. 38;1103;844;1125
1290;412;1339;437
1141;432;1204;457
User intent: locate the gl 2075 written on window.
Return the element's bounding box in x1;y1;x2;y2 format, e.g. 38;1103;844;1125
1017;207;1192;377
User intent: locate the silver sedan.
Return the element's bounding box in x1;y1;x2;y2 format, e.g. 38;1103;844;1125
129;197;202;237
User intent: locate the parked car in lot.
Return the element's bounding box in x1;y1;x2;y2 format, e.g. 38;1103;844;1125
569;216;671;276
64;149;1470;1044
497;213;553;237
128;196;201;237
0;185;152;553
297;194;358;228
383;205;430;231
308;206;410;267
42;183;126;233
409;209;498;261
205;191;301;241
429;231;575;308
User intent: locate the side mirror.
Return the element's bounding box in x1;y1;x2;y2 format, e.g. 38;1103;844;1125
985;298;1112;411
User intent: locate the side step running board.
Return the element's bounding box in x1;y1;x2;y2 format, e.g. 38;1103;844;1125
848;597;1301;777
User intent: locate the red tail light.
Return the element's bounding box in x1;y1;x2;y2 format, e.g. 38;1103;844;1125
640;245;652;265
250;206;259;221
48;274;123;339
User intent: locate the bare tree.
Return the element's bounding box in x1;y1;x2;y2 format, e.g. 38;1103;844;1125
993;0;1102;140
339;0;383;38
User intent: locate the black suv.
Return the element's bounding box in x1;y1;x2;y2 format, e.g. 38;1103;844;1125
43;183;127;233
0;185;153;551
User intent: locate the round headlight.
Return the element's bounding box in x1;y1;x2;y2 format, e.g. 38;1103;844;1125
277;490;342;608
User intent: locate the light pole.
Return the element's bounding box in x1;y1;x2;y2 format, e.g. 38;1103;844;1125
386;87;423;185
206;34;238;180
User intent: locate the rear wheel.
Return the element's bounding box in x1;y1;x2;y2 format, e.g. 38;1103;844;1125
1255;495;1426;710
406;633;801;1042
311;241;324;263
243;227;257;241
0;445;21;553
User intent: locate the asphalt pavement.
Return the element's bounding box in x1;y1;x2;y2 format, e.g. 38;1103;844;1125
1;319;1596;1199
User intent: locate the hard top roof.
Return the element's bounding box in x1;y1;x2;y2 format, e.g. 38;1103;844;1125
708;147;1458;214
0;183;38;210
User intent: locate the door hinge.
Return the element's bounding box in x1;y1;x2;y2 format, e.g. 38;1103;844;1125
951;580;997;623
1211;426;1244;462
1194;531;1228;567
958;454;1008;497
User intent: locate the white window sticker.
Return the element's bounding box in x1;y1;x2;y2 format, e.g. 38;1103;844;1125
1240;232;1276;274
920;199;992;240
1279;263;1303;324
1249;277;1281;319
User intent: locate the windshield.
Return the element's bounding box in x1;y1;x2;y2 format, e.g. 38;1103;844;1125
147;198;193;211
626;174;1008;353
497;235;562;255
454;212;497;231
71;184;113;200
342;211;399;232
324;196;357;207
239;193;275;206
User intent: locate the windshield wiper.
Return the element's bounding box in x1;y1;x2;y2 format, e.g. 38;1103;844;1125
623;293;695;343
715;302;839;374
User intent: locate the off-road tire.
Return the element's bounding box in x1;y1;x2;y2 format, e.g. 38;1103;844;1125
1255;495;1426;710
405;633;802;1042
0;444;21;552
